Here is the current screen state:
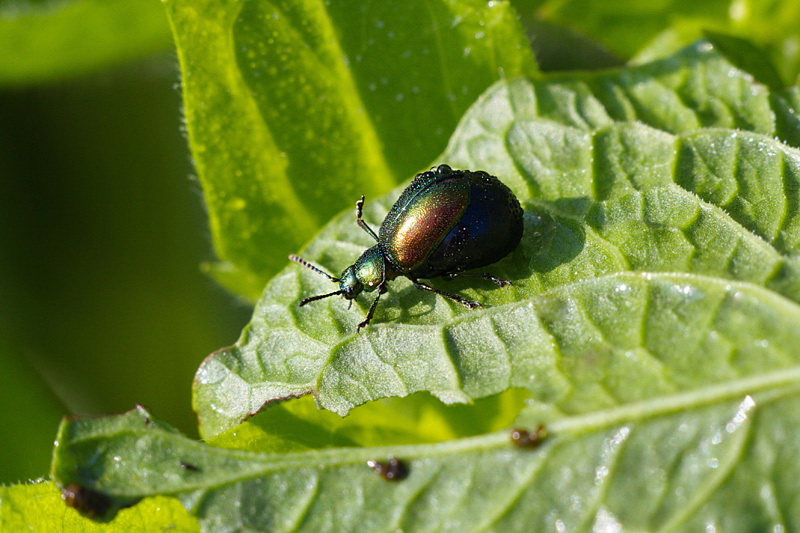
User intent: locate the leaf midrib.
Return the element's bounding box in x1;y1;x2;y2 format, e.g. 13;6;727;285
69;367;800;496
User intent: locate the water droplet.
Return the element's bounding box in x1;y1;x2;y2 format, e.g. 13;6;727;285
593;507;622;533
595;465;609;484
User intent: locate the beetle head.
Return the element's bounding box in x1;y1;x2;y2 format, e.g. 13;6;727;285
338;265;362;300
289;244;386;307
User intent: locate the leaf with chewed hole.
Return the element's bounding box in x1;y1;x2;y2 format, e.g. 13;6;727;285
55;274;800;530
0;481;198;531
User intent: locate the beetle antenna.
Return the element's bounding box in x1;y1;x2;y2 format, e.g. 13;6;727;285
299;290;345;306
289;254;340;282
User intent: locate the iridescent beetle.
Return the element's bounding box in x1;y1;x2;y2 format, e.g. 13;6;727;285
290;164;523;330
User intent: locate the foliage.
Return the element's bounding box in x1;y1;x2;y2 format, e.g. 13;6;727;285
0;481;197;532
195;41;800;437
525;0;800;83
0;0;172;85
165;0;537;299
3;0;800;531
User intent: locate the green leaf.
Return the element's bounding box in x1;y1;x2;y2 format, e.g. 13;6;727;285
52;277;800;528
512;41;800;145
696;31;784;91
531;0;800;83
0;481;198;531
516;15;622;72
530;0;731;59
164;0;538;299
0;0;172;85
194;40;800;437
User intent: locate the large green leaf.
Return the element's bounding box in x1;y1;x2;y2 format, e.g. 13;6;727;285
164;0;538;299
194;41;800;437
0;0;172;85
52;273;800;529
40;37;800;530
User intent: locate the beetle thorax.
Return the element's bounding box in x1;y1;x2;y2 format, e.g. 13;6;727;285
339;245;386;298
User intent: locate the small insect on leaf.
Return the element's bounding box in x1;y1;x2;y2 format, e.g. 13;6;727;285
510;425;548;449
61;483;112;519
290;165;523;331
367;457;408;481
179;460;200;472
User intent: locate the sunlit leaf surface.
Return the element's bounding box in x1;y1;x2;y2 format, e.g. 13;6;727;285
0;481;198;531
165;0;537;298
195;41;800;436
46;34;800;533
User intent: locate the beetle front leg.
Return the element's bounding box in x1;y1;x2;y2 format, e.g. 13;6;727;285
442;272;512;287
412;279;480;309
356;195;379;242
357;283;387;332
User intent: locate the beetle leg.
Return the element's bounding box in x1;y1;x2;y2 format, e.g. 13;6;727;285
412;279;480;309
442;272;512;287
356;195;380;242
357;283;387;332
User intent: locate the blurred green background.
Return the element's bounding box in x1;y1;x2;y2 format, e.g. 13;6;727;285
0;1;250;484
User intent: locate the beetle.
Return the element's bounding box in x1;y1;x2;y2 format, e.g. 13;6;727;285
510;425;548;449
289;164;523;331
367;457;408;481
61;483;112;519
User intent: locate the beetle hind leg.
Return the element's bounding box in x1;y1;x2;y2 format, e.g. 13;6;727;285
443;272;511;287
412;280;480;309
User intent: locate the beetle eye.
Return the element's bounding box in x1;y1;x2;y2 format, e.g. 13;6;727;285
436;164;452;174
